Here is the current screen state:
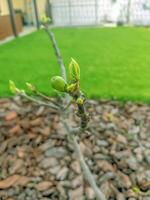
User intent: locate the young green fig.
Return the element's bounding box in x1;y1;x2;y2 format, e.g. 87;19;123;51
69;58;80;82
51;76;67;92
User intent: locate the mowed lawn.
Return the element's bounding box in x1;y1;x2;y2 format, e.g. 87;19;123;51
1;27;150;101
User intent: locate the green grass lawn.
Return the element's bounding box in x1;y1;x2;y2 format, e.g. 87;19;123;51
1;27;150;101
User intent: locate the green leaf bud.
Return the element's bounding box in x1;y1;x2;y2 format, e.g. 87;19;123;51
66;83;78;94
69;58;80;82
40;14;51;24
76;97;84;105
51;76;67;92
132;187;141;194
9;80;20;94
26;82;36;92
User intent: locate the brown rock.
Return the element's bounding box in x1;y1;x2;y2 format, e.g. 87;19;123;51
69;187;84;200
0;175;19;189
35;181;53;191
32;148;41;158
79;141;92;155
17;147;26;159
39;139;55;152
126;189;138;198
118;171;132;188
116;134;127;144
30;118;42;126
70;160;81;174
57;183;67;198
6;199;15;200
0;175;30;189
0;141;7;154
40;157;58;169
9;125;22;135
71;175;83;188
97;160;115;172
85;187;95;199
102;112;112;122
41;127;51;136
27;132;37;139
5;111;17;121
116;193;126;200
9;159;24;174
139;180;150;191
16;176;31;186
20;119;30;129
100;182;114;199
48;165;61;175
56;167;68;181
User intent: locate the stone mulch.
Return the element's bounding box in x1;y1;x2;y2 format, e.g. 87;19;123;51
0;96;150;200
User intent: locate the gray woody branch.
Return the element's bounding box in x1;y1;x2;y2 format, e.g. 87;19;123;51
40;21;106;200
44;25;67;82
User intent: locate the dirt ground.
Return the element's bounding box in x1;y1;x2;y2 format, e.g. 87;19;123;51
0;96;150;200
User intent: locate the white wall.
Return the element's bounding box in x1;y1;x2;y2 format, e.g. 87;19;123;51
50;0;150;26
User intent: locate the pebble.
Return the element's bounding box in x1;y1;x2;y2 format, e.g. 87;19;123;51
48;165;61;175
40;157;59;169
35;181;53;191
97;139;109;147
85;187;95;199
45;147;67;158
70;160;81;174
118;171;132;189
97;160;115;172
69;187;84;200
5;111;17;121
71;175;83;188
127;156;138;170
56;166;69;180
39;139;55;152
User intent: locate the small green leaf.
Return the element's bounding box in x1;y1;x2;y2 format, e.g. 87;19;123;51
40;14;51;24
26;82;36;92
66;83;78;94
9;80;20;94
69;58;80;82
76;97;84;105
51;76;67;92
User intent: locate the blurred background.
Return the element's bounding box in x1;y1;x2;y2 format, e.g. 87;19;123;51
1;0;150;41
1;0;150;100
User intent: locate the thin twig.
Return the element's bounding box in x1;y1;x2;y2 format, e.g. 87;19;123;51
43;25;70;102
63;101;73;110
62;119;106;200
35;90;62;108
44;26;67;82
72;136;106;200
20;93;60;111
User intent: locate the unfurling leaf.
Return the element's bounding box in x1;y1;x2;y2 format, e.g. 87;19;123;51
76;97;84;105
40;14;51;24
9;80;20;94
51;76;67;92
26;82;36;92
66;83;79;94
69;58;80;82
